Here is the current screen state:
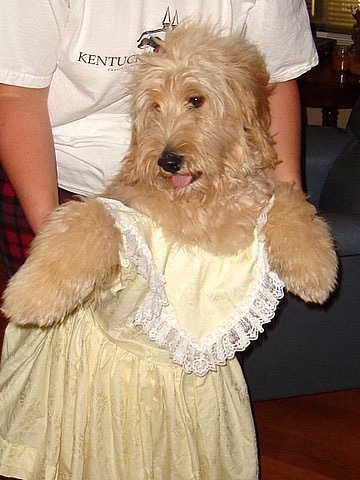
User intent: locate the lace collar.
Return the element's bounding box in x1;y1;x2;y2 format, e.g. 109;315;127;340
99;197;284;376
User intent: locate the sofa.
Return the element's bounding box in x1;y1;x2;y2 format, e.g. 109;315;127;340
243;96;360;401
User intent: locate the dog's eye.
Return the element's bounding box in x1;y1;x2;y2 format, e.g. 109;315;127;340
188;96;204;108
152;102;161;112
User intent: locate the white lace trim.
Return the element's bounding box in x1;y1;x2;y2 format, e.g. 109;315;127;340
99;197;285;376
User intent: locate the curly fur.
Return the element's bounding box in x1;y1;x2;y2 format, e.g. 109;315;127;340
108;22;278;253
2;22;337;326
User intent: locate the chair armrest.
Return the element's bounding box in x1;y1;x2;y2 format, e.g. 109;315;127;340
305;125;356;207
319;143;360;214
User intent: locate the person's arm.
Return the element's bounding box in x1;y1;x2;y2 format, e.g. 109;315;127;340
0;84;58;233
267;79;302;187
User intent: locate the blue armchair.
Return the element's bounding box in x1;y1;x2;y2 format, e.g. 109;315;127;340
243;97;360;401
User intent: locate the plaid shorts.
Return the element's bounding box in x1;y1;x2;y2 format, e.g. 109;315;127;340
0;167;75;278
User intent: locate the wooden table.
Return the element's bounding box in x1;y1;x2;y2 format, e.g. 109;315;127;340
298;58;360;127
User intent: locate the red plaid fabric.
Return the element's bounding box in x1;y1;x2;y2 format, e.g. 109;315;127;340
0;167;75;277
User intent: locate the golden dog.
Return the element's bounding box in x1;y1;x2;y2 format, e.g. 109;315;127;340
2;22;337;326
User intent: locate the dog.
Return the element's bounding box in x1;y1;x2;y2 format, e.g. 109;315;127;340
0;21;339;480
2;22;337;328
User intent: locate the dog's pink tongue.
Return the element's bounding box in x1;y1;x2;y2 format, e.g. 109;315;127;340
172;175;193;188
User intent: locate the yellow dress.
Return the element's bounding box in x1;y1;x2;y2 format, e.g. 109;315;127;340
0;198;284;480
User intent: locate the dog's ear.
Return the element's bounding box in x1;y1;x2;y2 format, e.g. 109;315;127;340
222;36;278;170
230;79;278;171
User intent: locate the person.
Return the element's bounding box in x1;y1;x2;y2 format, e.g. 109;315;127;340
0;0;317;278
0;2;317;479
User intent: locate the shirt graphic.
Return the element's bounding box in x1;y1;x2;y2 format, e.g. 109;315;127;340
137;7;179;50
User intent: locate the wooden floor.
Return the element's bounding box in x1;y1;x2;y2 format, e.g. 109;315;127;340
0;263;358;479
253;390;359;479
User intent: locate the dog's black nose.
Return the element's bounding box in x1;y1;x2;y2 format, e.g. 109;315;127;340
158;152;184;173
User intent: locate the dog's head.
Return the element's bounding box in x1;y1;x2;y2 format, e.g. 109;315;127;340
120;21;277;203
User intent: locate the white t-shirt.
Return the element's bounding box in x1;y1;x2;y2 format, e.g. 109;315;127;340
0;0;317;195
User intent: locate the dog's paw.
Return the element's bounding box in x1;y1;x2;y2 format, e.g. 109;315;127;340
1;198;122;326
265;183;338;304
1;268;95;327
277;214;338;304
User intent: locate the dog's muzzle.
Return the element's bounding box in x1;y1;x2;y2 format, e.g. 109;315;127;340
158;152;184;173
